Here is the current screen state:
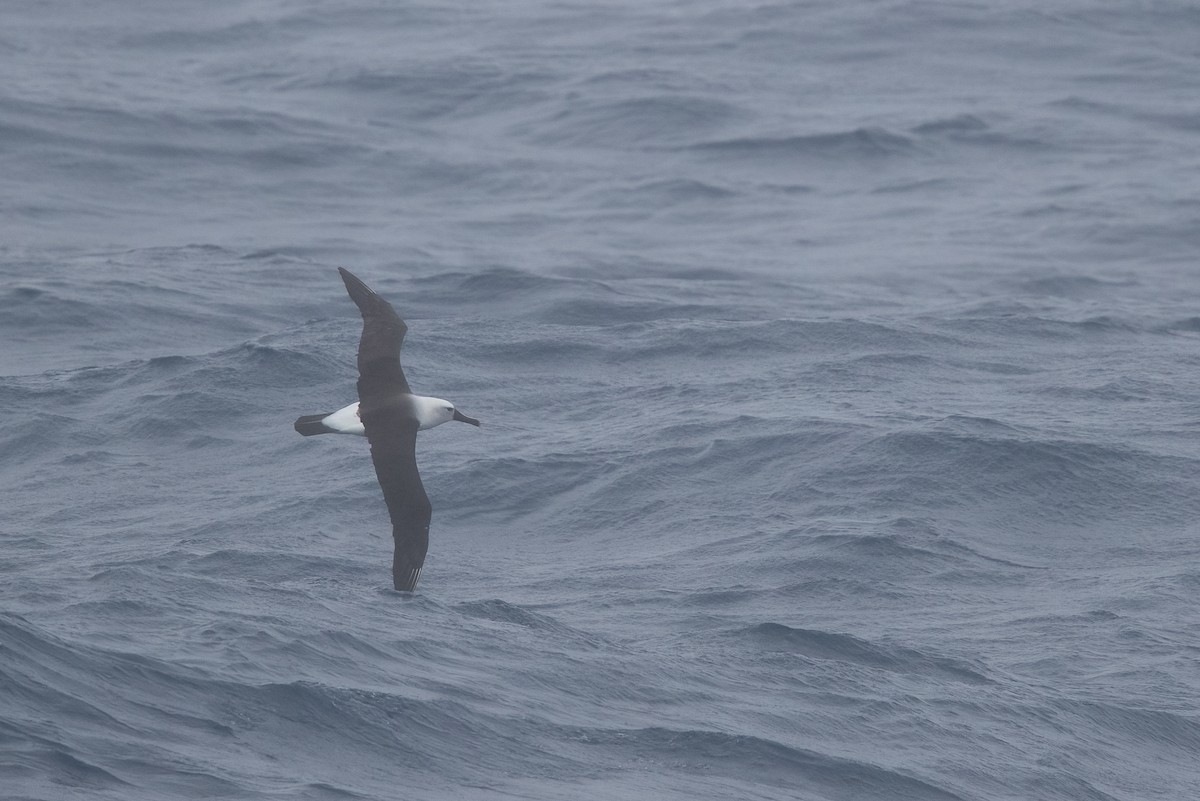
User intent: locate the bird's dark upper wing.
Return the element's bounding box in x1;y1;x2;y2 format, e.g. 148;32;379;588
339;268;426;590
360;406;431;592
338;267;411;400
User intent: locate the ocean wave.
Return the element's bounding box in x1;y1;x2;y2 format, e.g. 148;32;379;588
1;612;579;797
690;126;918;160
838;424;1179;522
737;622;992;684
285;60;548;122
574;726;965;800
1014;274;1137;297
909;112;1054;151
928;302;1145;339
527;95;743;148
454;599;609;647
608;318;956;361
620;178;740;204
413;268;723;325
910;113;991;137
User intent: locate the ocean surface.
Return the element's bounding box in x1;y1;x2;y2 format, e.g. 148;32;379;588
3;2;1200;799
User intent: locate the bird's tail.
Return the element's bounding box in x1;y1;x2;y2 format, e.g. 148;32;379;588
294;413;335;436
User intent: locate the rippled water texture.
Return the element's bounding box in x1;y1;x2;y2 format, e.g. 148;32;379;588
3;2;1200;799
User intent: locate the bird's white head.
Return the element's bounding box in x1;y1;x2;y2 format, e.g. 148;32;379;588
412;395;481;431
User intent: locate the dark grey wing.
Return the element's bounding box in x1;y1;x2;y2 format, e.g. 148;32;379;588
361;407;431;592
338;267;412;400
340;268;428;590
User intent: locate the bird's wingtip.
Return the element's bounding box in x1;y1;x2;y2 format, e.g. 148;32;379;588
393;566;422;592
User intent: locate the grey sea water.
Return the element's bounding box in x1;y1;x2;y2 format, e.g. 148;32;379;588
3;2;1200;799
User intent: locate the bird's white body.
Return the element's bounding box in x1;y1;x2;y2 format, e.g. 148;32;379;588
321;396;461;436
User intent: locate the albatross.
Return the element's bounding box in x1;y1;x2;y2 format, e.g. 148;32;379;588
293;268;480;591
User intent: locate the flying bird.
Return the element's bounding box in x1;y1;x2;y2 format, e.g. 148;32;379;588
294;268;480;591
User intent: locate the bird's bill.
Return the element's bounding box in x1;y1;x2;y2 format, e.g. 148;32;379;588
452;409;481;427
